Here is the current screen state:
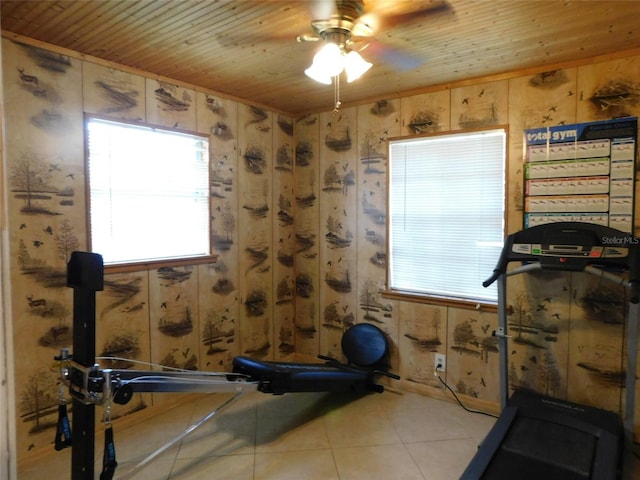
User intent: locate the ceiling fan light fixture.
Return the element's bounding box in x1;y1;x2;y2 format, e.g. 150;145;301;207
304;62;333;84
344;50;372;82
305;42;372;85
312;42;345;77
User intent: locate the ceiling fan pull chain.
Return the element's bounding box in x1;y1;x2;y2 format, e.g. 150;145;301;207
333;75;342;113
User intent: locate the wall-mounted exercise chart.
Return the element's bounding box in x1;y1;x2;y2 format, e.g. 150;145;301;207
523;117;638;233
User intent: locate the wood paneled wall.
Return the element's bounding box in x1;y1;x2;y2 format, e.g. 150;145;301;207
294;53;640;443
2;34;640;464
1;36;295;458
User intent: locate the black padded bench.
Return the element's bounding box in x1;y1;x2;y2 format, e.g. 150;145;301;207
232;323;399;395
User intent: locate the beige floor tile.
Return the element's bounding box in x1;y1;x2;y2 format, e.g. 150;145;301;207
176;404;257;458
321;391;390;415
117;458;175;480
406;438;480;480
377;388;448;414
151;394;205;422
455;410;497;445
186;392;252;415
177;428;255;459
110;419;185;466
332;444;424;480
256;391;342;418
254;449;339;480
324;407;402;448
169;453;254;480
18;388;634;480
255;415;330;453
388;405;470;443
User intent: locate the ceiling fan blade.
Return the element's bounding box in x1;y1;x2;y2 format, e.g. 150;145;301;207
363;39;424;71
359;1;451;31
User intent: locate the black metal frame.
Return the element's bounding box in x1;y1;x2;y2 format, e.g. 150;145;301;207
64;252;261;479
66;251;103;480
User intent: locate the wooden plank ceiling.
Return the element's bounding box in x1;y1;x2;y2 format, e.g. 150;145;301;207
2;0;640;116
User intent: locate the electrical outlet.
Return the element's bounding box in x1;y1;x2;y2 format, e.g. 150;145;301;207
434;353;446;373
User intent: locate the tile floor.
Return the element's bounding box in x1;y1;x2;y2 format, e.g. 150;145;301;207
18;387;640;479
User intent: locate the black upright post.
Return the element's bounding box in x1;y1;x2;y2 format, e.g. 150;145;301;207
67;252;104;480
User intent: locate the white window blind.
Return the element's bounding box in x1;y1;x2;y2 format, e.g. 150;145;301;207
388;129;506;303
87;117;210;264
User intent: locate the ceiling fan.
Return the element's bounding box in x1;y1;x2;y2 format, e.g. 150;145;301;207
295;0;450;110
296;0;449;85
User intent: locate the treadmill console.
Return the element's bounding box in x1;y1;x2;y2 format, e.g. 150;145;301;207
511;242;629;259
484;222;639;287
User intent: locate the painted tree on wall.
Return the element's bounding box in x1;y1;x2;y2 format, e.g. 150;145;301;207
10;152;54;214
54;219;79;263
537;351;562;397
20;369;57;434
451;323;472;361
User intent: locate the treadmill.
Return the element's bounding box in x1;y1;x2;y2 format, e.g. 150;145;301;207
461;222;640;480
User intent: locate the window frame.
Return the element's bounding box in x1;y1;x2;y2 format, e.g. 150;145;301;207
85;114;216;272
384;126;508;309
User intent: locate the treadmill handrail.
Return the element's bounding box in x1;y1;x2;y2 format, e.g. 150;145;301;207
485;258;634;293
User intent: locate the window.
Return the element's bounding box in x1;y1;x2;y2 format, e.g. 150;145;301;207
86;116;210;265
388;128;506;303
